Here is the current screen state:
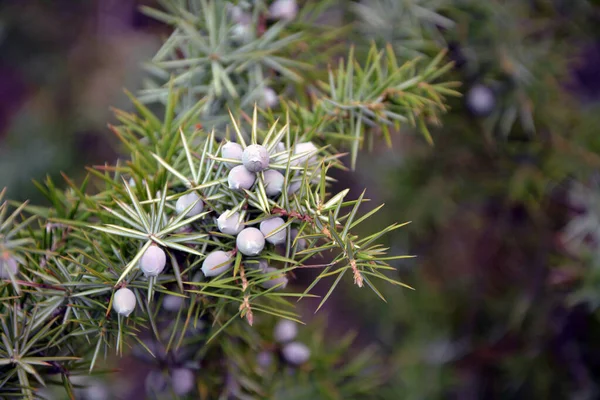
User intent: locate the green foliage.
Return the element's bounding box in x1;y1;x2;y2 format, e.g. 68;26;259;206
0;1;459;398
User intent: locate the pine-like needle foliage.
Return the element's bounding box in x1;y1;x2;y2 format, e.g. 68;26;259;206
0;0;458;398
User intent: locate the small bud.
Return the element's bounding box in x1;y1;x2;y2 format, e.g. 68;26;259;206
465;84;495;117
113;288;136;317
128;177;136;188
171;368;195;396
162;295;185;312
269;0;298;22
222;141;244;168
140;245;167;277
261;267;288;290
282;342;310;365
291;228;307;251
175;192;204;217
260;217;287;245
217;210;245;235
236;227;265;256
228;165;256;190
202;250;233;277
274;319;298;343
242;144;270;172
263;169;285;197
262;87;279;108
0;256;18;279
292;142;318;166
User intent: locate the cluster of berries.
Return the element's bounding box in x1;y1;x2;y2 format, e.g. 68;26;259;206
113;139;318;317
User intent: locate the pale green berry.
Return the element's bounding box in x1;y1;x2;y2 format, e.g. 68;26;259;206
260;217;287;245
242;144;269;172
140;245;166;277
261;267;288;290
217;210;244;235
263;169;285;197
0;256;18;279
228;165;256;190
222;141;243;168
171;368;195;396
175;192;204;217
274;319;298;343
113;288;136;317
236;227;265;256
282;342;310;365
202;250;233;277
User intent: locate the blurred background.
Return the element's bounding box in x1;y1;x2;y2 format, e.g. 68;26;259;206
4;0;600;398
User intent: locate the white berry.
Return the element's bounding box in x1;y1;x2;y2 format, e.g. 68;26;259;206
222;141;244;168
262;87;279;108
236;227;265;256
162;295;185;312
263;169;285;197
292;142;318;166
140;245;167;277
228;165;256;190
260;217;287;245
291;228;307;251
282;342;310;365
171;368;195;396
0;256;18;279
242;144;270;172
269;0;298;22
274;319;298;343
175;192;204;217
466;84;495;116
261;267;288;290
217;210;244;235
202;250;233;277
256;351;273;368
113;288;136;317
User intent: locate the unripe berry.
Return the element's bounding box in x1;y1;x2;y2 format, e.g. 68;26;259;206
256;351;273;368
202;250;233;277
292;142;318;166
282;342;310;365
236;227;265;256
221;141;244;168
145;370;167;394
260;217;287;245
269;0;298;22
228;165;256;190
291;228;307;251
162;295;185;312
287;181;302;196
113;288;136;317
217;210;244;235
171;368;195;396
140;245;166;277
242;144;270;172
276;142;286;153
262;87;279;108
263;169;285;197
261;267;288;290
274;319;298;343
465;84;495;117
0;256;18;279
175;192;204;217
